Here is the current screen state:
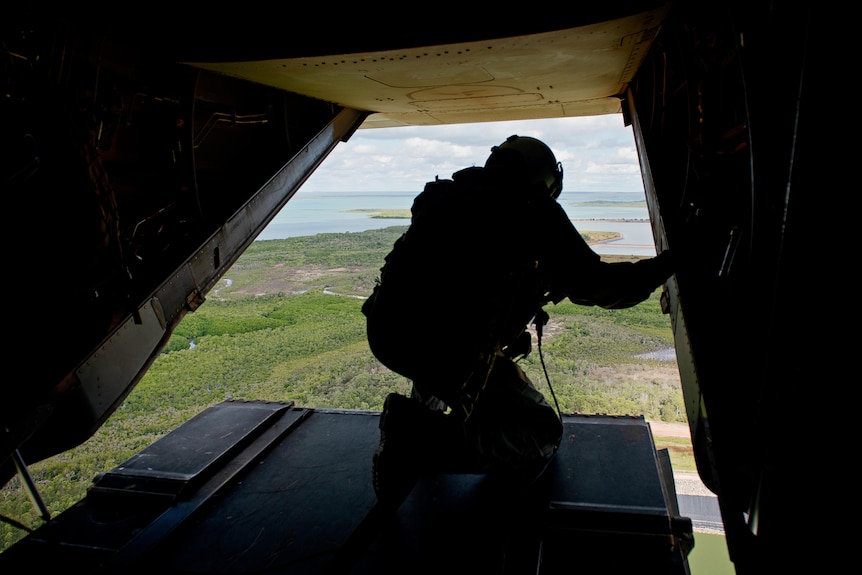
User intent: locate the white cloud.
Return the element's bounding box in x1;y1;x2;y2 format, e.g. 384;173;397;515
300;115;644;194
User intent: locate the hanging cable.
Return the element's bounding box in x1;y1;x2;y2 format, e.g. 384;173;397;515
533;309;561;420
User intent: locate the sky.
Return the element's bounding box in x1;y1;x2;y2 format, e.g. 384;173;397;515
297;114;645;195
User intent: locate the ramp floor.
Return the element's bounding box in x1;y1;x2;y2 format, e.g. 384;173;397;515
1;401;693;574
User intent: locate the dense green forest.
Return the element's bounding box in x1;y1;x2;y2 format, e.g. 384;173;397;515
0;226;687;552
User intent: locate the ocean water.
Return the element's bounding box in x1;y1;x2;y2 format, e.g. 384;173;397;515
257;190;656;256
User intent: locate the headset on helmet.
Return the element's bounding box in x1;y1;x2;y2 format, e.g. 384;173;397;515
485;135;564;199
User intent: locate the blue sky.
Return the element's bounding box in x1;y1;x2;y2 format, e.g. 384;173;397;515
299;114;645;194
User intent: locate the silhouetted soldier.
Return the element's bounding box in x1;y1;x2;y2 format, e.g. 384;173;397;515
362;135;675;506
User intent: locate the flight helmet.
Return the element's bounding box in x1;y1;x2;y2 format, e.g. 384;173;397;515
485;135;563;199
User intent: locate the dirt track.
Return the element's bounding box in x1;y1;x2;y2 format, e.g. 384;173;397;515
647;420;690;438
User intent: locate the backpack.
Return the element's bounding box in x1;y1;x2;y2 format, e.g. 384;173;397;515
362;168;548;360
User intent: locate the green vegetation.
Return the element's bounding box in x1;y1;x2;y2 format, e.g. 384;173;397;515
0;225;687;553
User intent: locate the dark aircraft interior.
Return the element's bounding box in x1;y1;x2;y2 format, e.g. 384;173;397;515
1;2;831;573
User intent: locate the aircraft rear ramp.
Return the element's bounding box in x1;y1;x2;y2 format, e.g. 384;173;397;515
0;400;693;574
